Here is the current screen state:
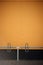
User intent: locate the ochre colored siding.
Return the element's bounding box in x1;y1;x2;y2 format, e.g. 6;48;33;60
0;2;43;48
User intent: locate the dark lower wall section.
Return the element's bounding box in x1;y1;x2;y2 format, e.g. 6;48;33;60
0;49;43;60
0;49;17;60
19;50;43;60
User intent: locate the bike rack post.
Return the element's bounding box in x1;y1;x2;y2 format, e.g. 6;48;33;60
17;47;19;61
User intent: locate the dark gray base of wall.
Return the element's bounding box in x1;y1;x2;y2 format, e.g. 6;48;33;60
0;49;43;60
19;50;43;60
0;49;17;60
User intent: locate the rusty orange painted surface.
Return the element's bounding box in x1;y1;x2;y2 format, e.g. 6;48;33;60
0;2;43;48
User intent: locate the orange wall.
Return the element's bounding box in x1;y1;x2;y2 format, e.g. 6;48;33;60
0;2;43;47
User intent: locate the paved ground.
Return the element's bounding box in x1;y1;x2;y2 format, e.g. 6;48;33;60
0;60;43;65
